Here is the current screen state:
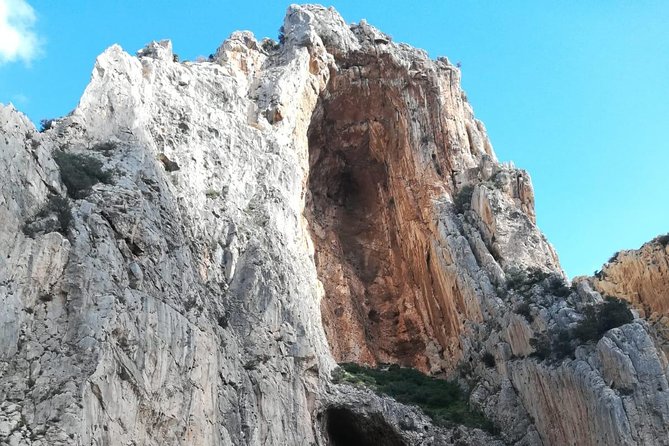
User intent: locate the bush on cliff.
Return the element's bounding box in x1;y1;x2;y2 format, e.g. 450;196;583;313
22;195;72;237
453;185;474;213
655;233;669;247
530;296;633;362
332;363;496;432
572;296;633;344
54;151;112;198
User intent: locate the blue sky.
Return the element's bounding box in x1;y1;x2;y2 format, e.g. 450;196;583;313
1;0;667;277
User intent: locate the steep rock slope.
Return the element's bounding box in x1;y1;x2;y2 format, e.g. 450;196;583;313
592;236;669;318
306;21;558;374
0;4;668;446
590;235;669;354
0;36;332;446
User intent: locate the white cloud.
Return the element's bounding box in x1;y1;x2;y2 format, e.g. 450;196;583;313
0;0;40;64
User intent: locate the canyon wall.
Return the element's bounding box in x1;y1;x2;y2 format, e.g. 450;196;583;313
592;236;669;318
1;5;668;445
590;235;669;356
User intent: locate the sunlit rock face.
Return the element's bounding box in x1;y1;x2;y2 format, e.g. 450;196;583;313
1;4;668;446
590;235;669;356
306;40;488;373
592;236;669;318
305;14;558;376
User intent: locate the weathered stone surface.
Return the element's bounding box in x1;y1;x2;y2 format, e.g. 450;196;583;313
306;12;560;377
588;234;669;372
324;383;503;446
2;8;335;445
1;4;668;446
592;236;669;318
507;323;669;446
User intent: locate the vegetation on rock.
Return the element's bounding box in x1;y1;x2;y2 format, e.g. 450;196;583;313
572;296;634;343
655;233;669;247
332;363;496;432
530;296;634;361
453;185;474;213
22;195;72;237
505;267;571;311
54;151;112;198
481;352;496;368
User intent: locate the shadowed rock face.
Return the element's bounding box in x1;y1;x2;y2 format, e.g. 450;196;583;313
307;55;466;371
322;407;406;446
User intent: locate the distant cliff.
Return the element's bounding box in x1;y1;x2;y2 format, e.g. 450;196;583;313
1;5;667;445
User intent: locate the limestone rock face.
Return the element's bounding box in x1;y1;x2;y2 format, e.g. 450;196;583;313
592;236;669;318
1;4;668;446
590;235;669;356
306;16;559;375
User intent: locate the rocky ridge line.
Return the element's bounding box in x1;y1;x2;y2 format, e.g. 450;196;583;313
0;4;668;446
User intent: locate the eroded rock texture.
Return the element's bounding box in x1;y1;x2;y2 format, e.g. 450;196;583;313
593;236;669;318
1;4;668;446
590;235;669;355
307;44;484;371
306;17;559;375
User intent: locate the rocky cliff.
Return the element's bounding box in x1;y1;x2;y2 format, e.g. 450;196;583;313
592;235;669;318
1;4;668;446
589;235;669;356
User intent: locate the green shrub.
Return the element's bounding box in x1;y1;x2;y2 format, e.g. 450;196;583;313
573;296;633;344
23;195;72;237
656;234;669;247
205;189;220;198
53;151;112;198
529;335;550;360
453;185;474;213
48;196;72;234
333;363;496;432
515;302;533;323
530;331;575;362
599;296;634;332
547;276;571;297
526;268;550;286
505;268;528;291
505;267;550;294
91;141;117;156
552;330;574;359
529;297;633;363
572;305;599;342
261;38;280;52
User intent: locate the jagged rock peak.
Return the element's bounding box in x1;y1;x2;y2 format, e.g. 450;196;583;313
1;4;668;446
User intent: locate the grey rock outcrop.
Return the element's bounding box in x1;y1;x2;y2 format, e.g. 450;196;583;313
1;4;668;446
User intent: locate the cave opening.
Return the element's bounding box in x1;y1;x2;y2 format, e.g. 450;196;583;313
322;407;406;446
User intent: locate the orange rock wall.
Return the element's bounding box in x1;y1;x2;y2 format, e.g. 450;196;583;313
306;52;484;372
593;238;669;318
